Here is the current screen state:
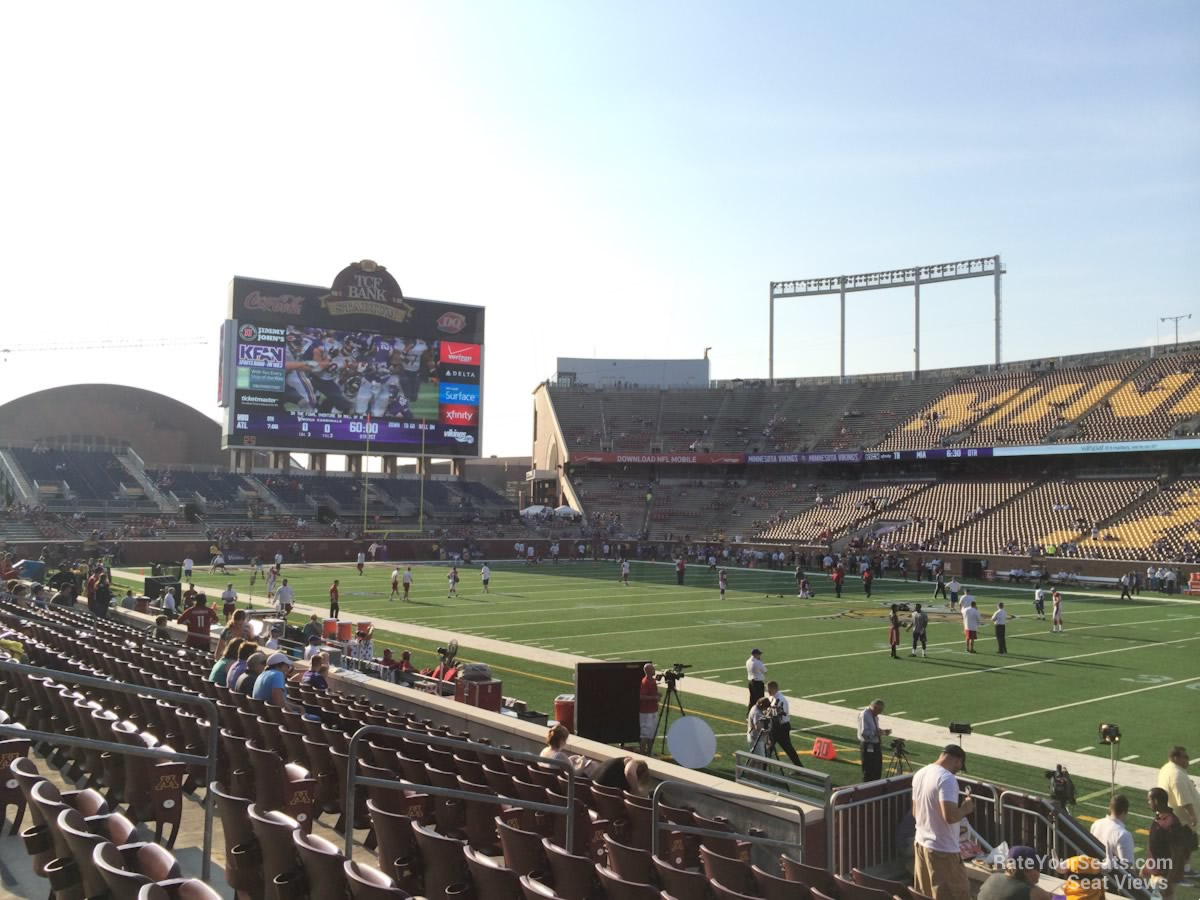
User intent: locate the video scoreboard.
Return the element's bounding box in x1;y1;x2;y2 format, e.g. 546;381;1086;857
219;261;484;457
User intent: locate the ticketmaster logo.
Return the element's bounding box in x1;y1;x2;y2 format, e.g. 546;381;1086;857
445;429;475;444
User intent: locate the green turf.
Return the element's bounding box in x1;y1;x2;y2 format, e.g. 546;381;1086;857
115;558;1200;879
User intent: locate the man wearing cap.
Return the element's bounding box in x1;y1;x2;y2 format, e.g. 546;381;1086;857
912;745;974;899
765;681;803;768
977;846;1052;900
303;634;322;660
746;649;767;712
857;699;890;781
253;651;301;712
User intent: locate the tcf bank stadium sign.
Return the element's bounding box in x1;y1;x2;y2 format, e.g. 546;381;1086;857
320;260;415;324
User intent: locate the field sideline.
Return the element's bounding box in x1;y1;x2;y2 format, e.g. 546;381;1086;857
117;557;1200;850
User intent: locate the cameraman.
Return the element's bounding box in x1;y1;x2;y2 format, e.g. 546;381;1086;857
746;696;772;761
765;681;803;768
639;663;658;754
857;699;890;781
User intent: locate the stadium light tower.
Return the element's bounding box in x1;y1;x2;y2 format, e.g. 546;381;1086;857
1161;314;1191;349
768;255;1005;382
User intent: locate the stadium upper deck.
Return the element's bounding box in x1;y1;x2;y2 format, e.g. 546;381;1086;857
541;342;1200;457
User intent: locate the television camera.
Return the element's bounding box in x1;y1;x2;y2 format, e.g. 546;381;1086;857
1044;764;1077;808
655;663;691;687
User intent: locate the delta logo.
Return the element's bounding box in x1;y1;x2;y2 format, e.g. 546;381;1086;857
438;365;480;385
439;383;480;406
437;312;466;334
439;342;481;366
439;404;479;426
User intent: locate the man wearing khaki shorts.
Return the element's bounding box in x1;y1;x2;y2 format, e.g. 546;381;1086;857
912;745;975;899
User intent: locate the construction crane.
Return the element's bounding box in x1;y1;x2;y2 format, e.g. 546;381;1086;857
1;337;208;359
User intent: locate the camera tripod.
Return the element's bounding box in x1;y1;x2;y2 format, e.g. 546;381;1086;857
654;676;688;755
886;741;914;777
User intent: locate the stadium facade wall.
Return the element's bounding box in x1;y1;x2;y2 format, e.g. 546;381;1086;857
1;538;1184;582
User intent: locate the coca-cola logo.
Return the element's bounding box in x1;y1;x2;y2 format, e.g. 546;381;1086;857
244;291;306;315
438;312;466;334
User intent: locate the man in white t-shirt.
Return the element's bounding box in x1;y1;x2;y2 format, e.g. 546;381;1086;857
912;745;973;899
745;648;767;711
620;559;631;586
356;550;366;575
401;566;413;602
481;564;491;593
946;578;962;610
182;557;194;580
527;544;536;565
990;602;1009;655
390;568;401;601
274;579;294;616
1089;794;1135;873
274;551;284;569
961;600;980;653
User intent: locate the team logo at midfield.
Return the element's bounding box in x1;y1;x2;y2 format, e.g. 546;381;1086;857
438;311;466;334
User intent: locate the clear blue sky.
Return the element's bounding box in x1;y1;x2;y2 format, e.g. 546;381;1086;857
1;1;1196;458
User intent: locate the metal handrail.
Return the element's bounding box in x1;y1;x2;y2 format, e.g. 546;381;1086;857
344;724;577;859
733;750;833;805
650;778;808;862
0;658;220;881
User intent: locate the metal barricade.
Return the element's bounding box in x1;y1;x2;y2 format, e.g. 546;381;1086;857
651;778;809;863
829;775;1000;876
828;773;914;875
344;725;576;859
0;658;220;880
733;750;833;808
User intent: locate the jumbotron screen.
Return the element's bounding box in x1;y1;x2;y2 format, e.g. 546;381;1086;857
221;263;484;457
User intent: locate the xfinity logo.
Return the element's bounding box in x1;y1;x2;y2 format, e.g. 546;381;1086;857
445;429;476;444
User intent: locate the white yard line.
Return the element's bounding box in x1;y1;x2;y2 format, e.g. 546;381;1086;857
924;717;941;722
994;731;1013;737
1122;755;1140;761
800;634;1200;699
1075;746;1096;753
972;675;1200;727
1035;739;1054;745
689;614;1200;675
828;699;846;704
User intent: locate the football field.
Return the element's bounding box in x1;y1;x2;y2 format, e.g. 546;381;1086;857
131;557;1200;847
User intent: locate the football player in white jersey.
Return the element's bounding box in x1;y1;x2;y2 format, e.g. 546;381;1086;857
395;338;427;402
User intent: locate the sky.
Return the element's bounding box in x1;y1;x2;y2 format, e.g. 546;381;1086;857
1;1;1198;459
